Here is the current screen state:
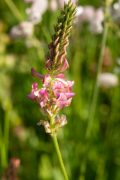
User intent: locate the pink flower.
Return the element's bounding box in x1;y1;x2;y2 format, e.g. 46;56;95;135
28;82;38;100
28;69;75;110
52;77;75;108
28;83;49;108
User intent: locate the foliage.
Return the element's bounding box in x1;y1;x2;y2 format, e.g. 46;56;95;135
0;0;120;180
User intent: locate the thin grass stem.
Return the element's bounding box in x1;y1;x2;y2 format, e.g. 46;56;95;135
86;3;110;138
1;143;7;169
4;0;23;21
4;111;9;165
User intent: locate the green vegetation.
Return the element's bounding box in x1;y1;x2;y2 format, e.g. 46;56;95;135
0;0;120;179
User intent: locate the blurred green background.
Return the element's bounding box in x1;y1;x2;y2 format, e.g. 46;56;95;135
0;0;120;179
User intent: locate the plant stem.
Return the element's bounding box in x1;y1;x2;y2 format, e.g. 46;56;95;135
1;143;7;169
0;124;7;169
4;111;9;164
4;0;23;21
50;116;69;180
86;3;109;138
0;111;10;169
52;134;69;180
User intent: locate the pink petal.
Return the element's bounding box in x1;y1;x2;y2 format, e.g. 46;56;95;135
56;74;65;79
32;82;38;90
66;92;75;98
59;58;69;72
31;68;44;80
27;93;35;100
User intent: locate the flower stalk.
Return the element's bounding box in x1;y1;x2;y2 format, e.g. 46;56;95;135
52;134;69;180
28;0;76;179
50;116;69;180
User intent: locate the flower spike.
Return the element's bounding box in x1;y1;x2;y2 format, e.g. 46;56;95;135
46;0;76;74
28;0;76;133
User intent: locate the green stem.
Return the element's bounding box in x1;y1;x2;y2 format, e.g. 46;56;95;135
50;116;69;180
4;0;23;21
0;111;10;169
0;108;10;170
0;119;7;169
4;111;9;164
52;134;69;180
86;4;109;138
1;143;7;169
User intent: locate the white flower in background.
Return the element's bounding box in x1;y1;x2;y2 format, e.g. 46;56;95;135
89;8;104;34
76;6;95;22
76;6;84;17
25;0;48;24
111;0;120;24
10;21;34;39
49;0;76;11
10;0;48;40
58;0;76;8
75;6;104;34
49;0;58;11
98;73;119;88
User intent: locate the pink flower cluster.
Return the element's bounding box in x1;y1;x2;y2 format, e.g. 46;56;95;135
28;68;74;113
